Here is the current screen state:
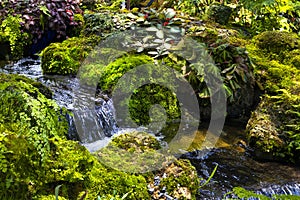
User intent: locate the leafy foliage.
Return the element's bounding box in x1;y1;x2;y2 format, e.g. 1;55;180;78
83;12;115;36
186;26;257;114
0;0;83;57
170;0;216;17
0;15;31;59
0;73;70;198
233;0;300;34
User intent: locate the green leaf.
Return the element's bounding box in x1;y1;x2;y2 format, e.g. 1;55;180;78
55;184;62;200
200;164;218;187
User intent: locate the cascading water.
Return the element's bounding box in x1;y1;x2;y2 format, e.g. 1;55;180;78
0;57;118;143
1;57;300;199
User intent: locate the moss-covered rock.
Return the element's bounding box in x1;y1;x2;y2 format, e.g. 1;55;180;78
40;36;101;75
128;83;181;125
110;131;162;151
98;54;154;91
152;159;200;200
96;54;181;125
254;31;299;56
96;131;173;173
96;131;200;199
246;31;300;163
0;73;69;198
246;92;300;163
0;75;198;198
246;96;286;161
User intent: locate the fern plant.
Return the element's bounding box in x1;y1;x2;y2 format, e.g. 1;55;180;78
0;15;31;59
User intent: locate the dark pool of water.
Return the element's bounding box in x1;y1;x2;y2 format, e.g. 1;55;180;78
182;148;300;199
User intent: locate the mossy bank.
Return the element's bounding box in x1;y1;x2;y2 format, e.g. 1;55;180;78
0;75;200;199
246;31;300;163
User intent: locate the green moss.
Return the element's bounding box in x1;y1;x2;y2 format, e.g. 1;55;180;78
254;31;299;56
158;159;200;200
247;48;300;162
96;131;200;199
246;38;300;93
246;96;286;159
40;36;101;75
86;160;150;199
229;187;272;200
78;48;126;86
129;83;181;125
246;35;300;162
228;35;249;47
32;195;67;200
98;54;154;91
0;81;200;199
284;50;300;70
96;131;172;174
0;73;70;198
227;187;300;200
95;0;123;11
110;131;161;151
0;74;154;199
97;54;182;125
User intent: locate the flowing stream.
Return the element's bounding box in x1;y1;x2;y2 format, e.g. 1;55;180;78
1;57;300;199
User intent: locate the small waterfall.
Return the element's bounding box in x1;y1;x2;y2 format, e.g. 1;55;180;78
0;57;119;144
95;98;118;137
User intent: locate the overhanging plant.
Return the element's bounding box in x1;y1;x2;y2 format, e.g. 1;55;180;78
0;15;31;59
